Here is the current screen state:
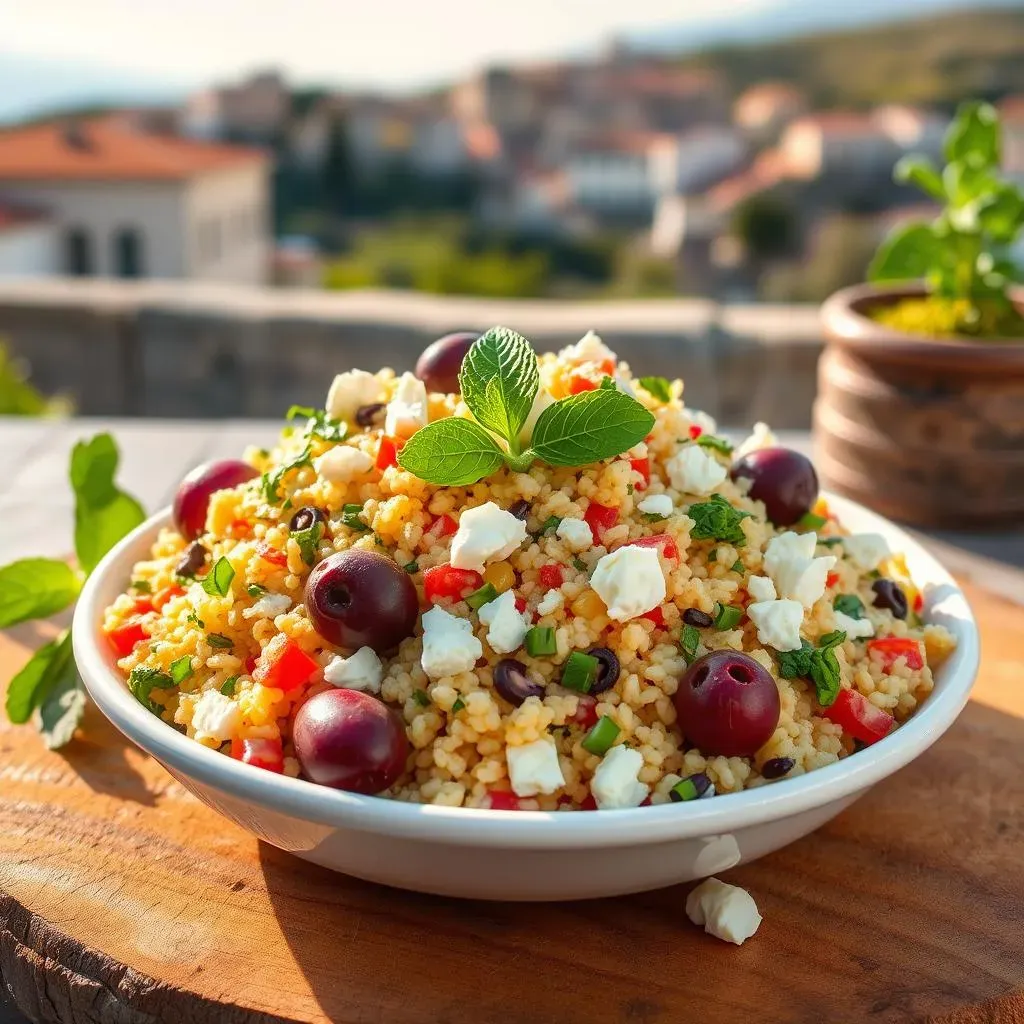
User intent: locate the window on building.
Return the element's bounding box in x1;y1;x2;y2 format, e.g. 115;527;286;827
65;227;93;276
114;228;145;278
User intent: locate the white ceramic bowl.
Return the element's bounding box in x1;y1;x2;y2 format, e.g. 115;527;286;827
73;494;979;901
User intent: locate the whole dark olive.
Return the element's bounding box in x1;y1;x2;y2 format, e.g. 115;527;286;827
682;608;714;628
355;402;386;428
585;647;620;694
761;756;795;779
175;541;208;579
415;332;478;393
871;578;908;619
305;550;418;653
290;506;327;532
173;459;259;540
730;447;819;526
493;658;545;707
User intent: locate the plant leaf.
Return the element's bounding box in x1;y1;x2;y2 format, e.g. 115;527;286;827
687;493;753;546
894;156;945;201
638;376;673;403
5;630;73;724
127;666;173;715
397;417;506;486
201;556;235;597
70;433;119;508
945;101;1000;171
0;559;81;627
38;669;87;749
458;326;539;443
978;185;1024;244
867;223;942;284
530;389;655;467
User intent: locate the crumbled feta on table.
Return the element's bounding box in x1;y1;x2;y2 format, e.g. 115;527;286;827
191;691;242;745
323;646;384;692
763;531;836;608
450;502;528;572
315;446;374;484
384;372;429;439
747;597;804;652
478;590;529;654
556;517;593;552
507;737;565;797
686;877;762;945
666;444;728;495
326;369;383;421
420;606;483;680
591;745;648;809
590;546;665;622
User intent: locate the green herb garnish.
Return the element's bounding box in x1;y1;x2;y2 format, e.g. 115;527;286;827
572;556;588;572
220;676;239;696
696;434;733;456
713;603;744;630
775;630;847;707
798;511;828;530
404;560;420;574
261;443;313;504
186;611;205;628
398;327;654;485
638;376;673;403
286;405;348;443
641;512;667;523
707;548;718;563
206;633;234;649
341;503;371;531
127;666;172;715
730;558;745;574
525;626;557;657
688;494;753;546
412;689;431;707
170;656;193;684
537;515;562;535
131;579;152;594
680;624;700;665
834;594;866;619
581;715;620;756
466;583;499;610
201;557;235;597
247;583;267;598
291;520;324;566
451;696;466;713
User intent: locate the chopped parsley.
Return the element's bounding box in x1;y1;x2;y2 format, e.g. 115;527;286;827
707;548;718;563
412;689;431;707
341;503;370;532
206;633;234;649
403;560;420;574
730;558;745;574
680;624;700;665
169;656;193;684
833;594;866;619
127;666;172;715
247;583;267;598
291;520;324;566
451;697;466;713
201;557;235;597
696;434;734;456
641;511;667;523
286;405;348;443
775;630;847;707
186;611;205;628
261;443;313;504
537;515;562;536
688;493;753;546
220;676;239;696
130;579;152;594
572;556;588;572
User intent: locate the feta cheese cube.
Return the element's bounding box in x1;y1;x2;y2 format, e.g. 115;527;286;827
763;531;836;609
507;737;565;797
450;501;528;572
315;446;373;484
685;877;762;945
735;421;777;459
420;606;483;680
519;387;556;444
841;533;891;572
555;516;593;552
591;745;648;809
746;575;777;603
242;593;292;620
666;444;728;495
637;494;673;518
559;329;616;367
536;590;564;616
191;691;241;744
384;372;429;439
478;590;529;655
834;609;875;639
326;369;384;421
590;545;666;622
323;646;384;693
747;598;804;651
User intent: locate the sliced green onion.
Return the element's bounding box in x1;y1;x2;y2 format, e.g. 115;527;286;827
341;503;370;531
220;675;239;696
669;772;711;802
525;626;557;657
680;624;700;665
412;689;431;707
581;715;620;756
169;656;193;684
403;560;420;574
696;434;733;455
452;696;466;713
561;651;599;692
201;556;235;597
713;603;744;630
466;583;499;610
798;511;828;530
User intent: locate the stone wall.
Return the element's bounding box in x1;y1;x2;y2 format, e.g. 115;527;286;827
0;279;825;427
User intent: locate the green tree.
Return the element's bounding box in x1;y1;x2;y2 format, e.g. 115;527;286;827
321;115;356;214
733;195;801;262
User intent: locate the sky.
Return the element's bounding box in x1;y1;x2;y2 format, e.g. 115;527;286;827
3;0;774;92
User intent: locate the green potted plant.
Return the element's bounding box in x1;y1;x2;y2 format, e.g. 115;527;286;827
815;101;1024;527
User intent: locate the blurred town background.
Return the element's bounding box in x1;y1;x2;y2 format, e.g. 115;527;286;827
0;0;1023;423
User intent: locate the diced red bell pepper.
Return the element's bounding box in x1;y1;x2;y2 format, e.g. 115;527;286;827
256;541;288;567
106;619;148;657
629;534;679;560
688;424;703;439
569;374;599;395
913;592;924;614
132;597;154;615
486;790;522;811
423;564;484;604
376;435;404;470
570;694;599;729
244;655;258;675
826;571;840;589
425;513;458;542
642;606;665;628
867;636;924;671
539;563;564;589
514;595;528;615
584;502;619;543
231;736;285;773
822;688;894;745
629;457;650;490
597;357;617;376
152;584;186;612
230;518;252;537
252;634;319;693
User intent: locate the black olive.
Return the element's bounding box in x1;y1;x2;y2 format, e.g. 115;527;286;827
355;403;386;428
493;658;545;707
290;506;328;532
586;647;620;694
682;608;714;628
507;499;530;521
761;757;795;779
871;578;908;619
175;541;207;579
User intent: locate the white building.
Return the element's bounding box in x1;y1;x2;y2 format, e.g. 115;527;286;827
781;113;898;179
563;133;656;215
648;126;747;197
0;205;58;277
0;115;271;283
181;71;290;142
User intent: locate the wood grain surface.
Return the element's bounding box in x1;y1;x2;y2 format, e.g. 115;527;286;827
1;577;1023;1024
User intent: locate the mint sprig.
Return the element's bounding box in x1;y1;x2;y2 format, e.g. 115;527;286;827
688;493;753;546
399;327;654;486
775;630;847;707
638;376;672;403
286;405;348;443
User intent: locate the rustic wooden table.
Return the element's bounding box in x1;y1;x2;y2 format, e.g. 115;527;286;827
2;418;1024;1024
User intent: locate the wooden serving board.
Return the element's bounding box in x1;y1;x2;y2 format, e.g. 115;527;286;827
2;578;1024;1024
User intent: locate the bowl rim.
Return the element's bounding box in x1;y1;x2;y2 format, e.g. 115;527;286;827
73;492;980;850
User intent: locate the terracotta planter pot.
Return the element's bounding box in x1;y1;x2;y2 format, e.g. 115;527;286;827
814;282;1024;528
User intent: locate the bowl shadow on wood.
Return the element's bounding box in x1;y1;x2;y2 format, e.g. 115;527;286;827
255;701;1024;1024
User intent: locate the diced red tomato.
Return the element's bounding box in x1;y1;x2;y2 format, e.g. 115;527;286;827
629;457;650;490
539;563;564;589
230;518;252;537
514;596;528;615
569;374;599;395
689;424;703;440
106;619;148;657
132;597;154;615
252;634;319;693
425;513;458;542
913;592;924;614
642;606;665;628
584;502;618;543
822;688;894;745
867;636;924;671
256;541;288;567
231;736;284;773
570;694;599;729
423;564;484;604
629;534;679;561
376;435;404;470
152;584;186;612
826;571;840;589
486;790;522;811
579;793;599;811
244;656;258;675
597;357;617;376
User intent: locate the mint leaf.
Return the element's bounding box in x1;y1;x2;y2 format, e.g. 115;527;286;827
696;434;733;456
680;624;700;665
170;656;193;684
868;222;942;284
262;443;313;504
291;520;324;566
398;417;505;486
775;631;847;707
638;376;672;403
201;556;235;597
945;101;1000;170
207;633;234;649
530;389;655;467
776;641;815;680
69;433;119;507
127;666;172;714
341;503;370;532
287;405;347;442
221;676;239;696
894;156;945;200
688;493;753;545
833;594;865;619
5;630;73;724
0;559;81;627
38;670;87;749
458;326;539;444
